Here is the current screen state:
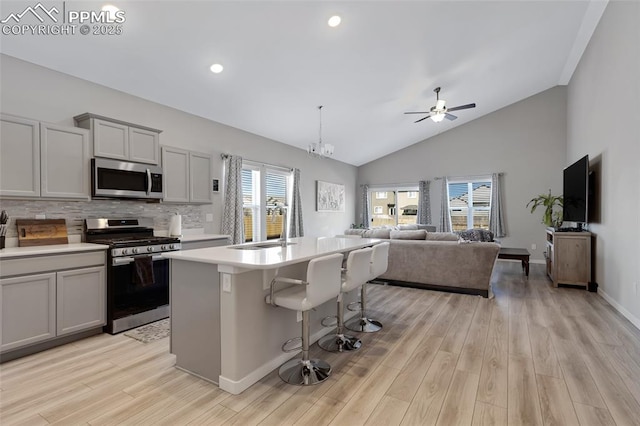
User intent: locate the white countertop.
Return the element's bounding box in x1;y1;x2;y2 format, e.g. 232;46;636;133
0;243;109;259
180;234;229;243
164;236;381;269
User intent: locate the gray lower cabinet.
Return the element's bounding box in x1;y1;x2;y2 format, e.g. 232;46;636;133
0;273;56;352
0;114;90;200
162;146;212;204
56;266;105;336
0;251;106;355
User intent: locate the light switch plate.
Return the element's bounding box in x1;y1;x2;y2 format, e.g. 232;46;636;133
206;213;214;222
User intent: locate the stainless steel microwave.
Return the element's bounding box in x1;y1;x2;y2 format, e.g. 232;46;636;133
91;158;163;200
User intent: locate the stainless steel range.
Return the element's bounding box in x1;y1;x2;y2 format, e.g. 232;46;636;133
85;218;181;334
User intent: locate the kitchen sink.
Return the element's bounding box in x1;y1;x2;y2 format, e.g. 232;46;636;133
229;241;297;250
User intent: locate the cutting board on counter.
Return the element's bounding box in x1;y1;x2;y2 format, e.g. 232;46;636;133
16;219;68;247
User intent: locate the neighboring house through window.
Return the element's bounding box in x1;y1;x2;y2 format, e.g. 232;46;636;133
369;186;420;227
242;162;291;242
447;178;491;231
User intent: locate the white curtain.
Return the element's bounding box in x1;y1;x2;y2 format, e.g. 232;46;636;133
289;168;304;237
490;173;507;238
417;180;431;225
221;155;245;244
439;178;452;232
361;184;370;227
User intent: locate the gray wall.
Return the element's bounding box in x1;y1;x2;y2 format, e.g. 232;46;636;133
567;1;640;326
0;55;357;238
357;87;568;261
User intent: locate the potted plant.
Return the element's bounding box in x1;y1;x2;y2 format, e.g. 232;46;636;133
527;190;563;228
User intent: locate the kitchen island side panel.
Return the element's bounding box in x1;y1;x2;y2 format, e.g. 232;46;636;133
170;259;221;383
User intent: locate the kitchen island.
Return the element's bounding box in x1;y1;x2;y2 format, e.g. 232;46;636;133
163;236;380;394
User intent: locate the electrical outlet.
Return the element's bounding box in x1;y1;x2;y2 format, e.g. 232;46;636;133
205;213;213;222
297;311;303;322
531;243;537;251
35;214;46;219
222;274;231;293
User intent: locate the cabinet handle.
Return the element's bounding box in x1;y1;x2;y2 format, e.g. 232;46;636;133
146;169;151;195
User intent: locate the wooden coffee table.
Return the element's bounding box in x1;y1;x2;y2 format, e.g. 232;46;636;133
498;247;530;277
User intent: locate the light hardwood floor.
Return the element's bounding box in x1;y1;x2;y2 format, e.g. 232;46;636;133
2;261;640;425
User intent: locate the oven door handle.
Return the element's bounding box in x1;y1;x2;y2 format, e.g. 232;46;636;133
113;254;166;266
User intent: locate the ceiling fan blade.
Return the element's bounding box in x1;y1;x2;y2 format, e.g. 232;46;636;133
404;111;430;114
414;115;431;123
446;103;476;112
445;113;457;121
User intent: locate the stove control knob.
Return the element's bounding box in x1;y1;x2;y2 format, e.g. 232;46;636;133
132;248;138;254
170;244;176;250
122;249;128;255
147;246;153;252
161;245;167;251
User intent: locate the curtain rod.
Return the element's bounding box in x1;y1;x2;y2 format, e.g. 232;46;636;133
434;172;504;181
221;153;293;172
359;182;424;188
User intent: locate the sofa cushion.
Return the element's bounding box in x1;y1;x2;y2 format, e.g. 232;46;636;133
416;224;437;232
397;224;418;230
425;232;459;241
390;229;427;240
344;229;367;237
362;228;392;239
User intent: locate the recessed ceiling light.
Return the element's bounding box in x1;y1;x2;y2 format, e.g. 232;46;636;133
210;64;224;74
101;5;119;14
328;16;341;27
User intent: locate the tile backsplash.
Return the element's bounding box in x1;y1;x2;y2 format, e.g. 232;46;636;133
0;199;206;238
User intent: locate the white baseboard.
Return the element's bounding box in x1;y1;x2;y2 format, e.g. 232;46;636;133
598;288;640;331
218;310;359;395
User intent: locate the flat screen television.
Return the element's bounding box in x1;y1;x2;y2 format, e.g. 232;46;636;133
563;155;589;223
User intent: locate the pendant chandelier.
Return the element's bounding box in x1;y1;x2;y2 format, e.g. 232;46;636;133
308;105;334;159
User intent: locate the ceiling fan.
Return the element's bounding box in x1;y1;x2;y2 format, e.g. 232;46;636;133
405;87;476;123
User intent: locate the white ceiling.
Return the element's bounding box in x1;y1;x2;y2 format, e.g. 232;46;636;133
0;1;607;166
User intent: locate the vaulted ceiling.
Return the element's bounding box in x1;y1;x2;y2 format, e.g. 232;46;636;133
0;1;607;165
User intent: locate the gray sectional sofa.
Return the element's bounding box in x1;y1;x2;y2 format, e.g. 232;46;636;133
343;226;500;297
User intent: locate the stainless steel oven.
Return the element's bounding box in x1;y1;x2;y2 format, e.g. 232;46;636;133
92;158;163;200
85;218;181;334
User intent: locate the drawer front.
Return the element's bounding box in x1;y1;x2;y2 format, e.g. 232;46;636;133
0;251;106;278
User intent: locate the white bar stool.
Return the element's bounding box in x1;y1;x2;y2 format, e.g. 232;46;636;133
345;242;389;333
318;247;372;352
265;253;343;385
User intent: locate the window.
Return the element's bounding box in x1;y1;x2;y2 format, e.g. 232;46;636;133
447;179;491;231
242;163;291;242
375;192;387;199
369;187;419;227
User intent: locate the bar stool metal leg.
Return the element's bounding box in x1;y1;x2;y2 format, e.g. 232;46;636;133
345;284;383;333
279;311;332;385
318;295;362;352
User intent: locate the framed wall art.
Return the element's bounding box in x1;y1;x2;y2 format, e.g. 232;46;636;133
316;180;345;212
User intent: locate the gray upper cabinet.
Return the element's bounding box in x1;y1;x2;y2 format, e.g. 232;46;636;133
40;122;90;200
162;146;212;204
190;151;213;203
0;114;40;197
75;113;161;165
1;114;90;200
93;118;129;160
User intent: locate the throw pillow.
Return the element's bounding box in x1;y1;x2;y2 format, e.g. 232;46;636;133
425;232;460;241
397;224;419;231
390;230;427;240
